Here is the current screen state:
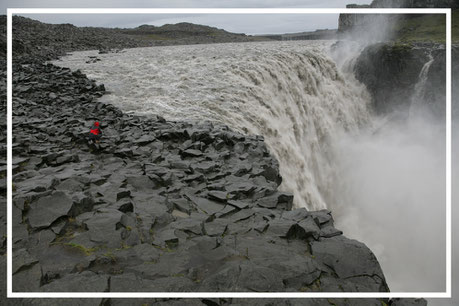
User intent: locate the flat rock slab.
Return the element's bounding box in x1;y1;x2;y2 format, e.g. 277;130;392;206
13;262;42;292
27;191;73;229
186;194;225;215
40;271;109;292
38;243;95;279
171;218;203;235
83;208;124;247
13;248;39;274
266;219;296;238
110;273;156;292
311;236;385;280
204;218;228;236
110;273;198;292
126;176;156;191
239;263;284;292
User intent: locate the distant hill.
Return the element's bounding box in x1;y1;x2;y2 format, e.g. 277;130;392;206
119;21;268;44
0;16;270;63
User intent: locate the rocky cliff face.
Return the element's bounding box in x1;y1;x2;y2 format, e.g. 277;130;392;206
340;0;457;118
353;42;450;117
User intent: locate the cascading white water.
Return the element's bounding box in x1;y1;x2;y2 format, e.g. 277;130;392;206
54;41;372;211
409;51;435;118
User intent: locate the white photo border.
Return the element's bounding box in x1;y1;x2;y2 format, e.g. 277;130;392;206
6;7;452;299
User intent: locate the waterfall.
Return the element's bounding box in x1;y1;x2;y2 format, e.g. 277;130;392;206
54;41;372;211
409;51;435;118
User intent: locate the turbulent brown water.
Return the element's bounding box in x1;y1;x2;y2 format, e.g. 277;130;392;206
54;41;446;292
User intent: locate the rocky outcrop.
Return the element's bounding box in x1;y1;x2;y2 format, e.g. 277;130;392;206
353;40;459;118
353;42;446;115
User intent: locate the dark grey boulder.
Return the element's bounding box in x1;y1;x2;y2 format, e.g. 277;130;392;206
126;176;156;191
227;208;254;223
110;273;155;292
12;262;42;292
181;149;203;157
134;134;155;145
15;175;59;194
186;194;225;215
70;192;95;216
27;191;73;229
311;236;386;282
122;243;161;263
171;218;203;235
40;271;108;292
298;216;321;240
148;276;196;292
227;200;249;209
238;263;284;292
266;219;296;238
170;197;191;214
310;210;333;226
203;218;228;236
13;248;39;274
83;208;124;247
55;178;84;192
116;200;134;213
198;262;241;291
282;208;310;222
256;195;278;209
320;225;343;238
207;190;229;202
153;228;179;248
116;189;131;201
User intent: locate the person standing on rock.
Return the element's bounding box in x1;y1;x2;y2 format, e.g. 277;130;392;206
89;121;102;145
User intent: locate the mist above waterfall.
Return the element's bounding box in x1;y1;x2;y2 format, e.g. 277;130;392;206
330;112;446;292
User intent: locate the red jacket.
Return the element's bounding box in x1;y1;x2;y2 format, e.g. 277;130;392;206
90;122;102;136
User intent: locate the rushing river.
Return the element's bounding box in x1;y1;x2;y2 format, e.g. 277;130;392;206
54;40;446;292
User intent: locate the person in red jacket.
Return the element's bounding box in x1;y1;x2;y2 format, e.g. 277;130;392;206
89;121;102;144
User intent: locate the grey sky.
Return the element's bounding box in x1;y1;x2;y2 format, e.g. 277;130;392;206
2;0;372;34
